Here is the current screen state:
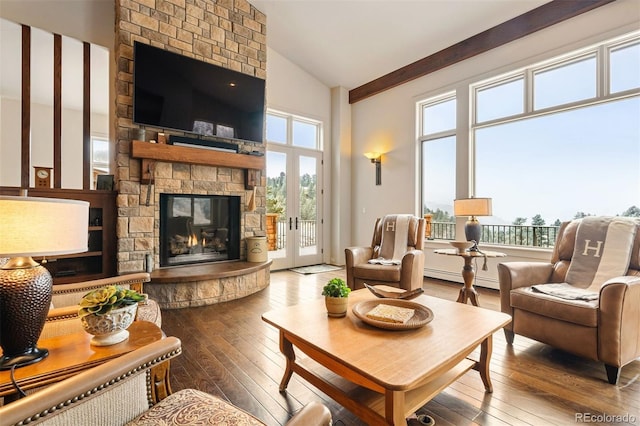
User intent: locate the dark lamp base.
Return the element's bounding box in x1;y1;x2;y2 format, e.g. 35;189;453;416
0;347;49;370
464;217;482;250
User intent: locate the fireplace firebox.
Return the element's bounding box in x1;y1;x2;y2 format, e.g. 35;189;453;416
160;194;240;267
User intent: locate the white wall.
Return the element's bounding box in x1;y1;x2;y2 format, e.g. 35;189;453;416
350;0;640;288
0;0;113;48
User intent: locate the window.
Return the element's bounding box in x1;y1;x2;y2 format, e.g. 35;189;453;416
91;137;109;189
419;94;457;240
609;40;640;94
476;77;524;123
533;55;596;110
471;32;640;246
266;110;321;150
418;31;640;247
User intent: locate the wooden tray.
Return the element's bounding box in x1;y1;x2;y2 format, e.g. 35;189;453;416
352;299;434;330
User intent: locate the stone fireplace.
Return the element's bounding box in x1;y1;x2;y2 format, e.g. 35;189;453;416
111;0;270;308
113;0;267;275
160;193;240;267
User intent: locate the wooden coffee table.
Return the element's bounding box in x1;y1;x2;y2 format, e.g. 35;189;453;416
0;320;165;402
262;287;511;426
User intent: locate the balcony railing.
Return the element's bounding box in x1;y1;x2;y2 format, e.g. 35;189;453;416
271;219;560;250
429;221;560;248
273;219;316;250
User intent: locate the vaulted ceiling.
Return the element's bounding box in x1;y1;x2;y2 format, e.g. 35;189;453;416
251;0;552;90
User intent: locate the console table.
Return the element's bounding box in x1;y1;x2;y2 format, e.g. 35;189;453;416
0;321;165;403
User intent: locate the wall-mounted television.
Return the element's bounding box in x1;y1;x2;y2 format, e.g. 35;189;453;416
133;41;265;144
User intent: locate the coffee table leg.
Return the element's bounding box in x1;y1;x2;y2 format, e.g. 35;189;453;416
386;390;408;426
278;332;295;392
478;335;493;392
457;256;479;306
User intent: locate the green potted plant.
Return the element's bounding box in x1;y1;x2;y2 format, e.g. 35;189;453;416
322;277;351;317
78;285;146;346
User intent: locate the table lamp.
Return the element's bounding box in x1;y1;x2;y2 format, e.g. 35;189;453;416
0;195;88;370
454;197;492;249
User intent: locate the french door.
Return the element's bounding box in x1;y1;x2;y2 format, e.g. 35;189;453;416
266;145;323;270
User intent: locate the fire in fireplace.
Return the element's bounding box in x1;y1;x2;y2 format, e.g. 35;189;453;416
160;194;240;267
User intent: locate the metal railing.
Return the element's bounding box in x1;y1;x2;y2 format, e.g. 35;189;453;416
429;221;560;248
273;219;560;250
274;219;316;250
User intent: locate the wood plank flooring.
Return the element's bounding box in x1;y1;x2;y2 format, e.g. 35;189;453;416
161;269;640;426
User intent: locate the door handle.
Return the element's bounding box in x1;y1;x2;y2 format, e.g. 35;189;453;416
289;217;293;230
295;217;299;230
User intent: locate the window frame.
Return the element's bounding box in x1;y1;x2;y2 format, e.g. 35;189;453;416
266;109;323;151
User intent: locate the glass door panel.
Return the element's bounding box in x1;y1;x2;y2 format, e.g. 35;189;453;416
266;146;322;269
297;155;319;259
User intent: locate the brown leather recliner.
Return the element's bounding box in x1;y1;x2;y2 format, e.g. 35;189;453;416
498;218;640;384
345;215;425;291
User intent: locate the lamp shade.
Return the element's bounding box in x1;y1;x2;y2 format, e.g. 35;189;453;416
363;152;381;161
454;198;492;217
0;196;89;257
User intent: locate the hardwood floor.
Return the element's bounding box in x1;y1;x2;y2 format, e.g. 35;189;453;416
161;269;640;426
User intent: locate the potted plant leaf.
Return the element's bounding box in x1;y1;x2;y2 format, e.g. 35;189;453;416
322;277;351;317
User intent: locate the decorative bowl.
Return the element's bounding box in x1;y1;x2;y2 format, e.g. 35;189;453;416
449;241;474;253
80;303;138;346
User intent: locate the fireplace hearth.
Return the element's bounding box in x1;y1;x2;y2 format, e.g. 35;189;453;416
160;194;240;267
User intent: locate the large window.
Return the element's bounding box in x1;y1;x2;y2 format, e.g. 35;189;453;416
419;94;457;240
266;111;321;149
418;31;640;247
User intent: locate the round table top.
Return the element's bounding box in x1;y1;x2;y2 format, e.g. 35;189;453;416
433;248;506;258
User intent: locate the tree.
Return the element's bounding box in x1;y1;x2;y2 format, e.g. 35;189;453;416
622;205;640;217
424;207;455;223
531;214;545;226
513;217;527;225
573;211;592;219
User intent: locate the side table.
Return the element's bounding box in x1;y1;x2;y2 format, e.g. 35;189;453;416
434;248;506;306
0;320;165;402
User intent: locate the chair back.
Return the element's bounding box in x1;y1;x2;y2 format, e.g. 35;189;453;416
550;218;640;283
370;215;425;259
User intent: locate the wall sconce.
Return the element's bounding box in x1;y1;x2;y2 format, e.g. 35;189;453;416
364;152;382;185
453;197;492;250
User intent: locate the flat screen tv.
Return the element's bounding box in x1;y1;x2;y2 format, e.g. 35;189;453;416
133;41;265;144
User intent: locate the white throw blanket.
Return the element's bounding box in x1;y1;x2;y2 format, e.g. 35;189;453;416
368;214;411;265
565;216;637;292
531;283;599;301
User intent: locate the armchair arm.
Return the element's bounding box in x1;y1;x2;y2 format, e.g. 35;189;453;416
0;337;182;426
399;249;425;291
286;401;332;426
598;276;640;368
497;262;554;319
344;247;373;289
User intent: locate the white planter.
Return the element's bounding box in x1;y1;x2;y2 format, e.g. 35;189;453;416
80;303;138;346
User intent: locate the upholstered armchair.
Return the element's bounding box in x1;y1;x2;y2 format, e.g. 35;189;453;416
345;215;425;291
498;217;640;384
42;273;161;339
0;337;332;426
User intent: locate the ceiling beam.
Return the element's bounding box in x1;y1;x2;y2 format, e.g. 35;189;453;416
348;0;617;104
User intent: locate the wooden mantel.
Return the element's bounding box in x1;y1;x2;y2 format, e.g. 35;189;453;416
130;140;265;170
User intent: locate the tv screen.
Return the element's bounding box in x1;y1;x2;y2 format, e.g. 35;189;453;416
133;41;265;144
